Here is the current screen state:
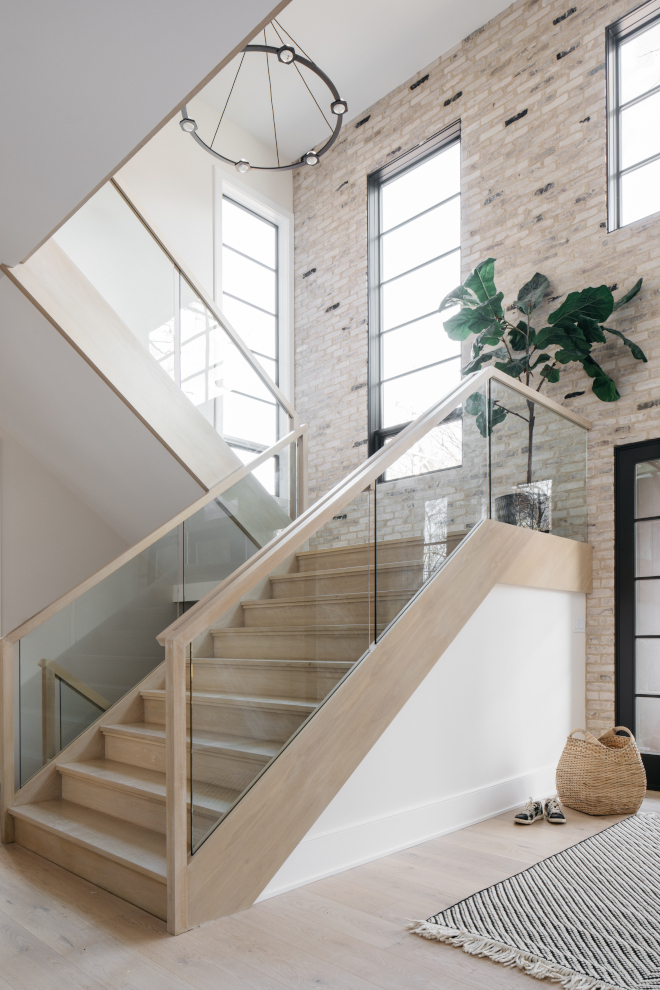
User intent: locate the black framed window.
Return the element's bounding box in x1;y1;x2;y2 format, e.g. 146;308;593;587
608;0;660;229
616;439;660;789
368;124;462;460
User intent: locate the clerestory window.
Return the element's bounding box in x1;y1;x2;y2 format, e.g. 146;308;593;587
608;0;660;228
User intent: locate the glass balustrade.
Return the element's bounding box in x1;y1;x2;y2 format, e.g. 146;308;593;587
16;443;298;786
51;182;290;464
188;486;375;851
489;378;588;542
184;374;588;854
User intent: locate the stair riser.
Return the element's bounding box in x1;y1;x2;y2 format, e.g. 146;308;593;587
13;818;167;921
61;775;227;843
103;732;268;790
191;663;348;700
213;631;370;661
143;697;308;742
61;774;166;835
242;595;409;628
271;565;422;597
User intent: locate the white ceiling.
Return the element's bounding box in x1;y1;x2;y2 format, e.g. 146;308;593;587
0;0;287;267
193;0;513;167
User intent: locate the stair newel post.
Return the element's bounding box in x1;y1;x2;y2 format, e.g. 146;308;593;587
165;637;188;934
0;638;15;843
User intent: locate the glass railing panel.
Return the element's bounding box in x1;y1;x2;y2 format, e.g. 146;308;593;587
374;380;489;638
182;439;297;569
17;482;272;785
51;182;289;453
18;528;178;785
489;379;588;541
189;487;375;852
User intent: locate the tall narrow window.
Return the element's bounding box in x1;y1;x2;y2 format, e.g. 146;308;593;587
608;1;660;228
368;128;462;466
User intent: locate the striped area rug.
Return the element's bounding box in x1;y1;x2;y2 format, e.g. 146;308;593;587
411;814;660;990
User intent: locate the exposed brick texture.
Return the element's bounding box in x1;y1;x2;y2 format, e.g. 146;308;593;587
292;0;660;733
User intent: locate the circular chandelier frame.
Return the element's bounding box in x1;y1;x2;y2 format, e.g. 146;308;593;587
180;44;346;172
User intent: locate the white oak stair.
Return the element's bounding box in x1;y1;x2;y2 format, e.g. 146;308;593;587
8;537;429;918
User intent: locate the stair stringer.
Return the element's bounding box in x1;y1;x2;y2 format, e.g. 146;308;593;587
182;519;592;930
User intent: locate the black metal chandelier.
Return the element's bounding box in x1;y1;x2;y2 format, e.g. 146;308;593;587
179;20;347;172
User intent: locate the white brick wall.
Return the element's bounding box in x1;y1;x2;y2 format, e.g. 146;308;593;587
293;0;660;733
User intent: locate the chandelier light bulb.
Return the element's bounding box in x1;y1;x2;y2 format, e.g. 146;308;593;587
302;151;319;166
235;159;251;173
331;99;348;116
180;117;198;133
277;45;295;63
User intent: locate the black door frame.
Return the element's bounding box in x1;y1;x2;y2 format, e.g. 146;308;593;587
615;437;660;790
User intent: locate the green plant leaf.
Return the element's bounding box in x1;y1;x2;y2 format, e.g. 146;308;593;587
465;391;507;437
574;315;607;344
439;284;480;313
548;285;614;325
515;272;550;315
580;355;620;401
443;310;479;340
464;258;497;303
462;346;508;375
494;358;528;378
508;321;532;352
530;352;551;369
603;326;648;362
465;392;485;417
540;364;560;383
444;293;504;340
612;278;643;312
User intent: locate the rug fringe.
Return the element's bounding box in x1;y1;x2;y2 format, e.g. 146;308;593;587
408;921;624;990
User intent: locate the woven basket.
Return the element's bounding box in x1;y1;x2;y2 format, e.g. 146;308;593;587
556;726;646;816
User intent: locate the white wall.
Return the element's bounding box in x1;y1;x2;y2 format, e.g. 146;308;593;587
0;434;128;635
260;583;586;899
0;277;203;547
1;0;287;265
116;105;293;299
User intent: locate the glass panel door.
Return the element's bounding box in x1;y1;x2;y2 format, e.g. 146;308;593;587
616;441;660;788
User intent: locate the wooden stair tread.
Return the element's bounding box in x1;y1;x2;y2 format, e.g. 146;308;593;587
242;589;418;608
58;760;242;816
142;688;318;713
102;722;280;760
8;800;166;882
269;561;423;583
191;657;353;670
295;537;423;559
211;624;382;635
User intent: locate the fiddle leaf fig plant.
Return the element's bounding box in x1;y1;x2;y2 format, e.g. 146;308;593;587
439;258;646;483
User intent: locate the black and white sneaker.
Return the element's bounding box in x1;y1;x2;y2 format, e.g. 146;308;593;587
544;796;566;824
514;797;543;825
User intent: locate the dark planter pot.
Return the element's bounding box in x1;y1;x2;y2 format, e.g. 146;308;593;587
495;489;551;533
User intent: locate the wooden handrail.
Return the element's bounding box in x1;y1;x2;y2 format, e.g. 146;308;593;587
4;424;307;644
38;659;110;710
110;178;296;422
157;366;591;648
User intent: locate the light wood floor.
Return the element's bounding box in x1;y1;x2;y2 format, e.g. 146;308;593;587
1;793;658;990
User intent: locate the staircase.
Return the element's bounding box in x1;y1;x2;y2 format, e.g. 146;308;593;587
0;366;593;934
7;536;430;917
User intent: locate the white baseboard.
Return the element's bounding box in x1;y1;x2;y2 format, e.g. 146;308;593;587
258;764;556;901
